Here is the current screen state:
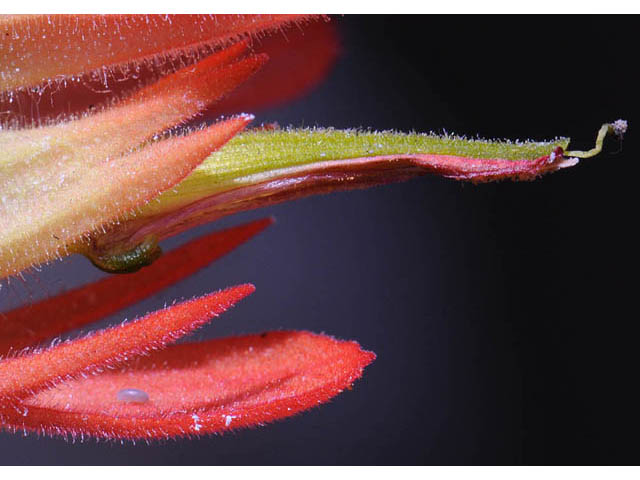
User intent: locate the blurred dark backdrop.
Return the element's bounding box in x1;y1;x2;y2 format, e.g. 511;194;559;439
0;15;637;465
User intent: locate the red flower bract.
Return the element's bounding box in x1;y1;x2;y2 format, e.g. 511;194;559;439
3;331;374;440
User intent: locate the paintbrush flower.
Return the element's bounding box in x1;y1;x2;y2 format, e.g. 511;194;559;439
0;14;625;440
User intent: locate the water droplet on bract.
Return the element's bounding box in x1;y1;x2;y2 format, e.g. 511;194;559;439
116;388;149;403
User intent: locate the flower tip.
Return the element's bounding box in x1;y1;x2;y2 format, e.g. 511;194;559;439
248;216;276;230
199;283;256;312
210;283;255;310
235;283;256;298
237;112;256;122
228;113;255;129
364;348;377;364
351;342;376;369
556;157;580;169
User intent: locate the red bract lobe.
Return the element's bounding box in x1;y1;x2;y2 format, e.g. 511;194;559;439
3;332;374;440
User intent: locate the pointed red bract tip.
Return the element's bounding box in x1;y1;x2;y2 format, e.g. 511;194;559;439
66;51;266;163
210;19;340;116
0;285;255;402
0;219;272;355
1;331;375;440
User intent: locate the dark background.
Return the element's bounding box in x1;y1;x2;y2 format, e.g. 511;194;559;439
0;15;637;465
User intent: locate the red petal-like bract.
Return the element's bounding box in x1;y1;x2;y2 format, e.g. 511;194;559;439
1;331;374;440
0;219;272;355
0;285;255;401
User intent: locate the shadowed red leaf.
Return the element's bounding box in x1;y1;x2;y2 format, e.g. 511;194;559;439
0;285;255;401
210;19;340;116
0;218;272;355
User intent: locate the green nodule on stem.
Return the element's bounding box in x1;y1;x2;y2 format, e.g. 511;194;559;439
78;236;163;274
